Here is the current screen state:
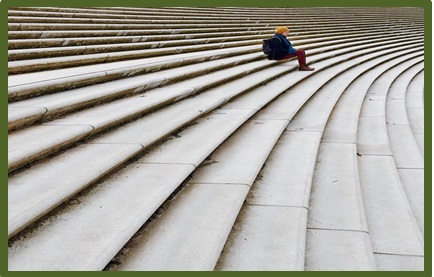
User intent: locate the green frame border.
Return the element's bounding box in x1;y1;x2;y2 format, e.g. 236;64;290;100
2;0;431;276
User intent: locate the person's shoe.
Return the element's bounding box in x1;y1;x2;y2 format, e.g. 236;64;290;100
299;64;315;71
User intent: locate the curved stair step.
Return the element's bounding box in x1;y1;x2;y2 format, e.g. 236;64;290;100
8;27;271;39
8;35;268;61
9;14;420;73
8;59;305;236
7;40;261;74
314;53;425;272
385;63;424;234
108;45;424;271
8;21;414;50
108;120;289;271
358;155;424;270
8;31;269;49
356;60;424;270
8;52;264;130
8;29;421;101
10;64;304;268
217;47;423;272
8;45;259;100
8;31;420;126
7;7;425;272
215;130;319;271
7;38;424;237
357;59;424;156
9;22;420;40
8;30;422;104
10;7;407;23
8;58;275;172
9;35;419;172
405;70;424;154
322;62;422;143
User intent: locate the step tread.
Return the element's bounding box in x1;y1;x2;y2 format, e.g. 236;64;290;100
8;60;285;171
8;53;262;127
8;162;195;271
8;106;47;127
321;55;423;144
8;143;143;237
7;47;257;88
216;131;320;271
308;144;369;232
358;155;424;255
374;253;424;270
216;205;308;271
8;107;255;241
8;125;93;172
110;119;289;270
305;229;376;270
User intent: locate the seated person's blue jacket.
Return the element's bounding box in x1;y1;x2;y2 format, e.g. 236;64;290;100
267;33;297;60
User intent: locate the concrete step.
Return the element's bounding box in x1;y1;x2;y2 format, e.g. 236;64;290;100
8;8;303;20
8;12;408;27
8;52;264;130
8;37;423;173
9;44;318;268
405;70;424;154
8;26;420;61
8;45;259;100
358;156;424;270
8;58;305;236
108;47;424;271
215;130;319;271
318;55;424;271
356;60;424;270
8;29;269;40
7;42;260;74
8;26;391;54
7;38;424;239
107;121;289;271
8;29;421;102
385;62;425;235
8;37;262;62
10;7;411;21
10;6;423;17
8;23;421;61
7;29;420;108
8;37;266;61
9;15;387;27
9;22;420;40
8;31;270;49
8;18;422;73
217;50;422;272
7;58;286;173
8;30;422;100
357;60;424;156
7;7;425;271
8;33;269;50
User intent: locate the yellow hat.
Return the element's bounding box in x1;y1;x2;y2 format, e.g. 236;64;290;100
275;26;289;34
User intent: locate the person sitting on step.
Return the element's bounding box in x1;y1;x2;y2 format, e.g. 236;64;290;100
266;26;315;71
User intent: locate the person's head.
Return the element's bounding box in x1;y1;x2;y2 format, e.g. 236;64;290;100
275;26;289;36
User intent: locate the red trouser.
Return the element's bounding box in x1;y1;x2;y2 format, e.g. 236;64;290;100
279;49;306;65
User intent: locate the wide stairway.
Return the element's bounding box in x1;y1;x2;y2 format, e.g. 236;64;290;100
8;7;425;271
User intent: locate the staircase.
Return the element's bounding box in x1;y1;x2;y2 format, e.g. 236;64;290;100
8;7;425;271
